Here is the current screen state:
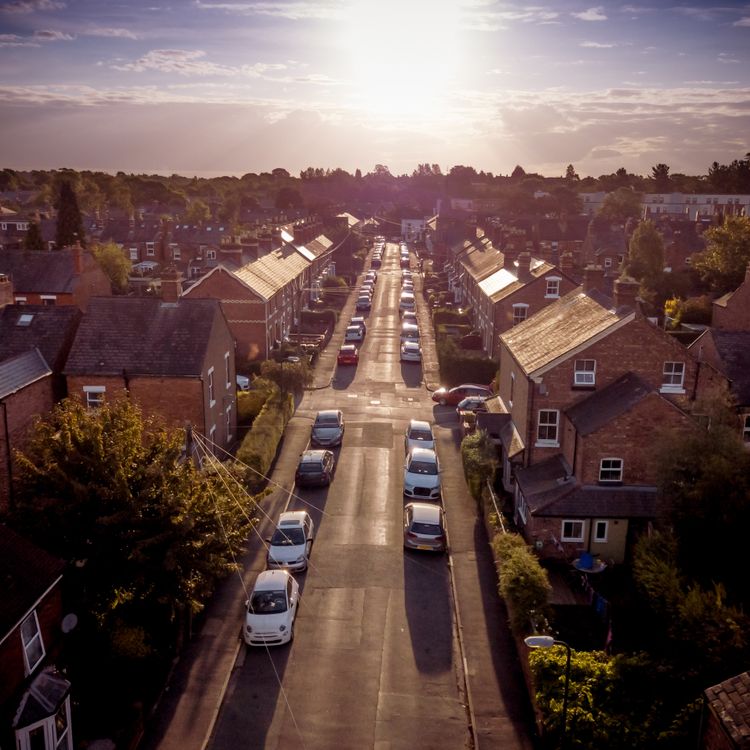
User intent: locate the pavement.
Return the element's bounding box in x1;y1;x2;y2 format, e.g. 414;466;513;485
139;255;536;750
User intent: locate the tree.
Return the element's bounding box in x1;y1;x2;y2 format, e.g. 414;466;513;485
565;164;579;181
510;164;526;179
184;198;211;224
598;187;643;223
92;241;131;293
274;186;304;209
626;220;664;285
691;215;750;292
55;180;86;249
651;163;671;191
23;218;45;251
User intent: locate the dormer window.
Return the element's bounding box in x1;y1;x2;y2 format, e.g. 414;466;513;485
545;277;561;298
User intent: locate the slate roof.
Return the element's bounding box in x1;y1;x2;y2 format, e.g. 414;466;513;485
708;330;750;405
0;304;81;371
566;372;654;436
500;288;632;376
479;258;555;303
704;671;750;748
515;455;658;517
0;249;82;294
0;524;65;638
337;212;361;228
234;243;309;300
0;349;51;399
64;296;222;377
457;236;504;282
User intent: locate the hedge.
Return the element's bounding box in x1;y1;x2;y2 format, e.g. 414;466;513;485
437;337;498;387
460;429;499;502
235;392;294;491
237;388;271;424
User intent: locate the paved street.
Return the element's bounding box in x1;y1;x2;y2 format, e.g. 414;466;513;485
140;242;536;750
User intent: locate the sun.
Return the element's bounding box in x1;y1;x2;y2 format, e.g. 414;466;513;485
341;0;464;124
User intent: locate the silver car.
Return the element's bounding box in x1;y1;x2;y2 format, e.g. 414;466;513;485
311;409;345;447
404;502;446;552
404;419;435;452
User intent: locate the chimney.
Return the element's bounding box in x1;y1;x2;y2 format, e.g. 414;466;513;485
559;251;574;276
160;265;182;304
613;276;640;310
0;273;13;309
582;264;605;294
72;239;83;274
516;251;532;282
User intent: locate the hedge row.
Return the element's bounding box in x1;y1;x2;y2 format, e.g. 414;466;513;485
236;388;271;424
460;429;499;502
235;392;294;491
437;337;498;387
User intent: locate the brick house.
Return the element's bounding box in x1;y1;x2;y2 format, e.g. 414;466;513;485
0;525;73;750
0;244;111;311
0;297;82;513
64;269;237;453
711;263;750;331
701;671;750;750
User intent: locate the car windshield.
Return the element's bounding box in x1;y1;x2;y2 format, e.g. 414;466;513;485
409;429;433;442
298;463;323;473
315;415;339;426
408;460;437;475
249;590;288;614
411;522;441;536
271;528;305;545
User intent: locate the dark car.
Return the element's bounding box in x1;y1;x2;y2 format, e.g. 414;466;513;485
311;409;345;447
431;383;492;406
295;449;336;487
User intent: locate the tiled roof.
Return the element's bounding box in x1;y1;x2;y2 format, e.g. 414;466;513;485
64;296;222;377
234;244;309;300
306;234;333;259
0;524;65;637
479;258;555;302
566;372;655;436
709;330;750;405
0;249;81;294
704;671;750;747
0;349;50;399
337;212;361;228
460;237;504;282
0;304;81;371
500;288;632;376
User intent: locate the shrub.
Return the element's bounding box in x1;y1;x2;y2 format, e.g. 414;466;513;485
433;308;473;325
460;429;498;501
438;337;497;386
237;388;270;424
301;308;337;331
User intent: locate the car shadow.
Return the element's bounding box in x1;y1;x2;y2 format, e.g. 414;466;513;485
400;360;423;388
331;363;357;390
402;529;454;675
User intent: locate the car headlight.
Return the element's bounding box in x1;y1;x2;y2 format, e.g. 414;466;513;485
293;555;305;564
246;625;253;633
279;625;287;632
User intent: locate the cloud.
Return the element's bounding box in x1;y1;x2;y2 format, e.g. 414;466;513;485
572;7;607;21
194;0;344;20
82;27;138;40
734;16;750;27
718;52;740;64
580;41;615;48
461;6;560;30
0;0;64;13
0;32;38;46
32;28;73;41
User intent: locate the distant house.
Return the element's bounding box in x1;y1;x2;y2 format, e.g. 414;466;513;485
64;268;236;454
0;244;110;311
0;525;72;750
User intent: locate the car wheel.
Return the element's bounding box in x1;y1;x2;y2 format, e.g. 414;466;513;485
289;621;295;643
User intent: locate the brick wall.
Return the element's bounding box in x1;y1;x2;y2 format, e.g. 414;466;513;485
700;708;736;750
713;270;750;330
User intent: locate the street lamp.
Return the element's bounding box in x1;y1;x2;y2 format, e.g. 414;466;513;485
524;635;572;749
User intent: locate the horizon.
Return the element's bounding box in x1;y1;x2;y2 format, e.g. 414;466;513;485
0;0;749;179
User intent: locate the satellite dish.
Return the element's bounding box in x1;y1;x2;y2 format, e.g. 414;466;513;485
61;613;78;634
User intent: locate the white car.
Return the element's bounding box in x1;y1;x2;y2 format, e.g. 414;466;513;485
400;322;420;341
244;569;299;647
345;325;364;342
236;374;250;391
404;419;435;452
400;340;422;362
267;511;315;571
404;447;441;500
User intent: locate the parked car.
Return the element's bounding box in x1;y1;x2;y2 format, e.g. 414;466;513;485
456;396;489;415
400;322;420;341
361;282;374;296
371;257;381;269
267;511;315;570
399;291;416;314
345;325;364;342
236;373;250;391
244;569;299;646
404;419;435;452
431;383;492;406
311;409;345;446
400;340;422;362
401;310;418;325
365;271;378;284
403;502;446;552
356;296;371;311
350;316;367;335
337;344;359;366
403;447;441;500
295;450;336;488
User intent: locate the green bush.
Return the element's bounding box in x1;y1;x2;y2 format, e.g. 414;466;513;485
460;429;498;501
437;337;497;386
492;532;551;635
237;388;270;424
301;308;337;331
235;393;293;491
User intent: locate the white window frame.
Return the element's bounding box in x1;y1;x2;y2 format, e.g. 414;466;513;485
536;409;559;446
742;414;750;444
146;242;155;256
15;696;73;750
40;295;57;306
83;385;105;408
603;257;612;268
129;247;139;261
225;403;232;442
545;276;561;298
661;361;685;393
561;519;584;543
207;249;216;260
15;296;27;305
171;244;181;260
509;371;515;408
512;303;528;326
207;367;215;407
209;424;217;452
224;352;231;389
599;457;623;483
593;520;608;543
574;359;596;386
20;610;45;674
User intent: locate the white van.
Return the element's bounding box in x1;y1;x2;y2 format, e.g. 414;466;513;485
399;291;416;314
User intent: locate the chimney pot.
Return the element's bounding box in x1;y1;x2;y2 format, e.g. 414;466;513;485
613;276;640;311
517;251;532;281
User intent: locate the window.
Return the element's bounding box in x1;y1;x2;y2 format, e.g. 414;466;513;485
512;303;528;325
170;244;181;260
593;520;608;543
15;296;27;305
599;458;623;483
83;385;105;408
536;410;559;445
146;242;155;256
21;610;45;674
209;425;216;452
224;352;231;389
603;257;612;268
207;367;215;406
743;415;750;444
561;520;584;542
574;359;596;386
225;404;232;442
40;295;56;306
207;249;216;260
129;247;138;261
545;277;561;298
661;361;685;392
509;372;515;407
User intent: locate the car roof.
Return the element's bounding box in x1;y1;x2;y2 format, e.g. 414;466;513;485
278;510;309;525
340;344;357;351
408;419;432;432
401;322;419;330
452;383;491;391
408;446;437;461
299;450;328;462
346;325;361;331
407;502;442;523
402;341;420;350
254;569;292;590
316;409;341;418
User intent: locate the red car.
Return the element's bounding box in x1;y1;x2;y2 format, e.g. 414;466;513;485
431;383;492;406
337;344;359;366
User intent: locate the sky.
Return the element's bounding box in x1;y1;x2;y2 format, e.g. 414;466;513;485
0;0;749;179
